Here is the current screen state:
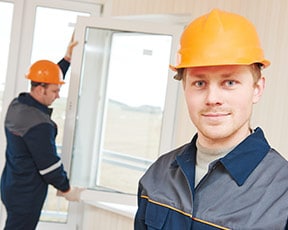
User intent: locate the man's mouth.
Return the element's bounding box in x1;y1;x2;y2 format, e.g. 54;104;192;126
202;112;230;117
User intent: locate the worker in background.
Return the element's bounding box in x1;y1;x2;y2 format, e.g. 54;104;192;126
134;9;288;229
0;34;84;230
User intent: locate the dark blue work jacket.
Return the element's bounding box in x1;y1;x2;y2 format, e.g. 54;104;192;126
1;58;71;213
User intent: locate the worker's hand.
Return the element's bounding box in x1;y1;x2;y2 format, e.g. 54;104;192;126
64;31;78;62
58;186;85;202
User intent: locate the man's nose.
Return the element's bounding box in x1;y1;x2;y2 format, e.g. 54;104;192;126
205;85;223;106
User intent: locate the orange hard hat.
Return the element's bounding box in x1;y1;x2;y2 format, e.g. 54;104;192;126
170;9;270;78
25;60;64;84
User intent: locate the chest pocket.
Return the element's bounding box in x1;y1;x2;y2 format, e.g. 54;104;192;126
145;202;169;229
145;201;194;229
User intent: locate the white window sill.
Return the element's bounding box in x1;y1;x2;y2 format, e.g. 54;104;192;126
80;189;137;219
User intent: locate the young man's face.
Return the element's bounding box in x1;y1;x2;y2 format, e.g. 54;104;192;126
183;65;265;148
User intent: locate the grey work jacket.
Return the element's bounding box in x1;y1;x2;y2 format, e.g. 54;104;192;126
135;128;288;229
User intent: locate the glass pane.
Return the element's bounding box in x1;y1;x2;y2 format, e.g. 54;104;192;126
70;27;172;194
100;33;171;193
31;6;89;223
0;2;13;113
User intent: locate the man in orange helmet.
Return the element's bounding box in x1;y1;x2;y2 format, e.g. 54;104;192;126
135;9;288;229
0;34;84;230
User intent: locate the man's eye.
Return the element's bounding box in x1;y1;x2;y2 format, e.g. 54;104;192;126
195;81;205;87
225;80;237;87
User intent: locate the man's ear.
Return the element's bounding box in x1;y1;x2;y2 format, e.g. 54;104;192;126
31;85;44;98
253;76;265;104
35;85;44;94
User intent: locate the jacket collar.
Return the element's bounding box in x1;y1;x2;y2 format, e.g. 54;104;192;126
18;92;53;116
220;127;270;186
175;128;270;188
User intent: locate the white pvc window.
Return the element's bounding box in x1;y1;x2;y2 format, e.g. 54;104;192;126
66;17;181;197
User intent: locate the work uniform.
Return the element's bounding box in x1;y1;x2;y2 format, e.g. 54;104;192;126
135;128;288;229
1;59;70;230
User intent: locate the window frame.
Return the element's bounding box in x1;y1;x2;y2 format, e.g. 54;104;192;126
62;15;183;204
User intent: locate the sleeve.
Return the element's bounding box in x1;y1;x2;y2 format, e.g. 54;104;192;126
24;122;70;192
57;58;70;80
